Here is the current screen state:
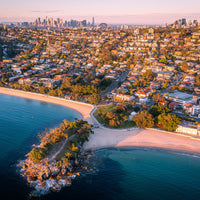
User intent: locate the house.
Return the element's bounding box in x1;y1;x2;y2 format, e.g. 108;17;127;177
192;105;200;116
150;82;161;89
128;76;137;82
139;98;149;104
18;77;37;85
114;94;135;101
12;66;22;74
39;78;61;88
169;102;179;110
159;100;168;106
184;74;195;82
157;71;174;79
184;103;193;114
135;87;154;98
135;90;147;98
65;94;73;100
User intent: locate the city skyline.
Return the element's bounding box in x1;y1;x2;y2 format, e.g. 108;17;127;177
1;0;200;24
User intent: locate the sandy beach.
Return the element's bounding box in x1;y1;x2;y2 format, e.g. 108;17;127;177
2;87;200;155
0;87;94;123
84;127;200;154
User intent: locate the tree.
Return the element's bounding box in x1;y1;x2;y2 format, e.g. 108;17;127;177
0;43;3;61
149;104;171;118
56;157;70;168
157;113;182;131
162;80;169;89
24;53;30;59
133;110;155;128
181;61;189;72
115;103;126;113
39;86;48;94
69;143;79;152
57;89;63;97
48;89;57;96
65;151;73;159
88;93;100;105
152;93;165;103
142;69;156;82
60;77;72;92
159;58;167;64
109;119;120;127
29;148;47;162
196;74;200;86
101;111;120;128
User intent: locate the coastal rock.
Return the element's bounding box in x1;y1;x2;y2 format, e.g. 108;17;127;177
41;173;48;180
27;176;37;183
61;168;67;175
22;164;28;169
50;166;60;177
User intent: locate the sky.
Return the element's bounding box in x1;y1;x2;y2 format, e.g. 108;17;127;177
0;0;200;24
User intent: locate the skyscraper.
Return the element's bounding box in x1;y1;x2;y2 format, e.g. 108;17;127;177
92;17;95;26
182;18;186;26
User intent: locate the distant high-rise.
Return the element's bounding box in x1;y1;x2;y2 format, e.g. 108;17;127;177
92;17;95;26
19;17;92;28
182;18;186;26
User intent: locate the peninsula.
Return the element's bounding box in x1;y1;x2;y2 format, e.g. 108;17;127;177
20;119;93;195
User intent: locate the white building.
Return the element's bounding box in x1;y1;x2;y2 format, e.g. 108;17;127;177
176;125;200;136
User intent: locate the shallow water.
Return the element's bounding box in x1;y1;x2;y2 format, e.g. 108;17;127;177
1;94;200;200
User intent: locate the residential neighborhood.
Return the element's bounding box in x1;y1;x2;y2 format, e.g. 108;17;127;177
1;18;200;134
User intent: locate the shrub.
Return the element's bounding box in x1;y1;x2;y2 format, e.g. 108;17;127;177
29;148;47;162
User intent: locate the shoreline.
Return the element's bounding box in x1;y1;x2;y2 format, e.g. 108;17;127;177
1;87;200;156
0;87;94;123
84;128;200;155
94;146;200;158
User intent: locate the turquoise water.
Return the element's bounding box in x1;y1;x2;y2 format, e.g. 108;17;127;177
44;148;200;200
0;94;82;161
1;93;200;200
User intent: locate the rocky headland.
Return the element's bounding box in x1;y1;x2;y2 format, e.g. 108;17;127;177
19;119;93;195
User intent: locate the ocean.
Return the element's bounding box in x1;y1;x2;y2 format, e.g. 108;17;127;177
1;93;200;200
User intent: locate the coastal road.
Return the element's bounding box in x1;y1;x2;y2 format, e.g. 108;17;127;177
100;69;130;97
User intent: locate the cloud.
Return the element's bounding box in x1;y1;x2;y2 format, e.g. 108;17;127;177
32;10;63;14
45;10;63;13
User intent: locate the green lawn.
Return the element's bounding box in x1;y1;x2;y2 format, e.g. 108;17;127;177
94;105;136;129
116;121;136;129
94;105;115;125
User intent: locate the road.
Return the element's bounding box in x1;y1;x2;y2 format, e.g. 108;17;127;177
100;69;130;97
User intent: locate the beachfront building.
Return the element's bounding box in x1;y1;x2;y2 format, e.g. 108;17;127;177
18;77;38;85
176;124;200;136
39;78;61;88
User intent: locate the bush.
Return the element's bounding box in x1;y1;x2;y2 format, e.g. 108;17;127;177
157;113;182;131
133;110;155;128
29;148;47;162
